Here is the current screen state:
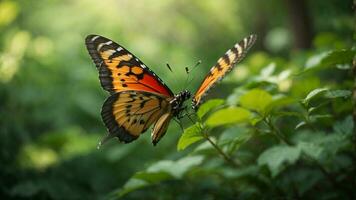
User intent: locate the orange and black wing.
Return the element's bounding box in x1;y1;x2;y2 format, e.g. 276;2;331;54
192;34;257;110
85;35;173;97
100;91;173;145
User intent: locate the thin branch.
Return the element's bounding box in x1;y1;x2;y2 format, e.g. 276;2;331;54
202;131;241;168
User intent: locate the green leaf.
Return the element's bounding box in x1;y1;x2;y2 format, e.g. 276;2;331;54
133;171;173;183
305;49;355;71
265;96;296;113
297;142;323;160
305;52;329;69
258;145;302;177
324;90;351;99
205;107;251;128
197;99;224;119
147;156;204;178
309;114;332;122
119;178;149;197
333;115;353;135
177;123;203;151
219;126;251;154
295;121;307;130
321;49;355;66
219;126;250;145
119;156;204;196
302;88;328;106
240;89;273;114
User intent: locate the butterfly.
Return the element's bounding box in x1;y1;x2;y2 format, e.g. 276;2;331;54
85;34;257;146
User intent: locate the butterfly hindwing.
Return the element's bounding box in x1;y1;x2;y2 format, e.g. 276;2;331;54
85;35;174;97
192;34;257;109
100;91;173;144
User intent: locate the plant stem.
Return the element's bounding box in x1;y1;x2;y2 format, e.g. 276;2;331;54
202;131;241;168
352;23;356;142
263;117;292;145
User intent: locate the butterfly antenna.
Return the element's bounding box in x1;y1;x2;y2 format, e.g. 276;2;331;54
166;62;181;90
183;60;201;89
182;60;202;91
166;63;173;72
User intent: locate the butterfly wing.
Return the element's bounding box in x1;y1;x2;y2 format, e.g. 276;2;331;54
85;35;173;97
100;91;173;145
151;112;173;145
192;34;257;110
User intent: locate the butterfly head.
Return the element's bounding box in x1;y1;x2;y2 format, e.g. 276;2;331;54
171;90;191;116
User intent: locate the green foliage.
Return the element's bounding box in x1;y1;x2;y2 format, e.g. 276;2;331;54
205;107;251;127
119;156;204;197
240;89;273;114
118;45;355;199
258;145;302;177
177;123;203;151
196;99;224;119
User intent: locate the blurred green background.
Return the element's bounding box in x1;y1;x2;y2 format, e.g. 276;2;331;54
0;0;354;199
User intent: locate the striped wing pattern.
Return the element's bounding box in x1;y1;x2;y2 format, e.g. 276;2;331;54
192;34;257;110
100;91;173;145
85;35;173;97
85;34;256;145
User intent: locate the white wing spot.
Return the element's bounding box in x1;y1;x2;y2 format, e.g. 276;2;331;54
116;47;123;51
140;64;146;68
91;35;100;42
235;44;243;55
243;38;248;48
97;41;113;51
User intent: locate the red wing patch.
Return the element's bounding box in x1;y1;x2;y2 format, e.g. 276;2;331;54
85;35;173;97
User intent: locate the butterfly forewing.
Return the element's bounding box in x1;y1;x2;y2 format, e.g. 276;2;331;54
192;34;257;109
100;91;173;144
85;35;174;97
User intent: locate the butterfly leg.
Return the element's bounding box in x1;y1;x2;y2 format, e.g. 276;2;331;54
173;118;184;132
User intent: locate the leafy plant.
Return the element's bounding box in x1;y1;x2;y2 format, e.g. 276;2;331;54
117;48;355;199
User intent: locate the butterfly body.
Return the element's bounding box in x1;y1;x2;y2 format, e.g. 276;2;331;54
85;34;256;145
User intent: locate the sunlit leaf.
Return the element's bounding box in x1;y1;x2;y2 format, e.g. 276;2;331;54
119;178;149;197
240;89;273;114
258;145;302;177
261;63;276;78
295;121;307;130
305;52;329;69
177;123;203;151
205;107;251;128
197;99;224;119
133;171;173;183
305;49;355;71
302;88;328;106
